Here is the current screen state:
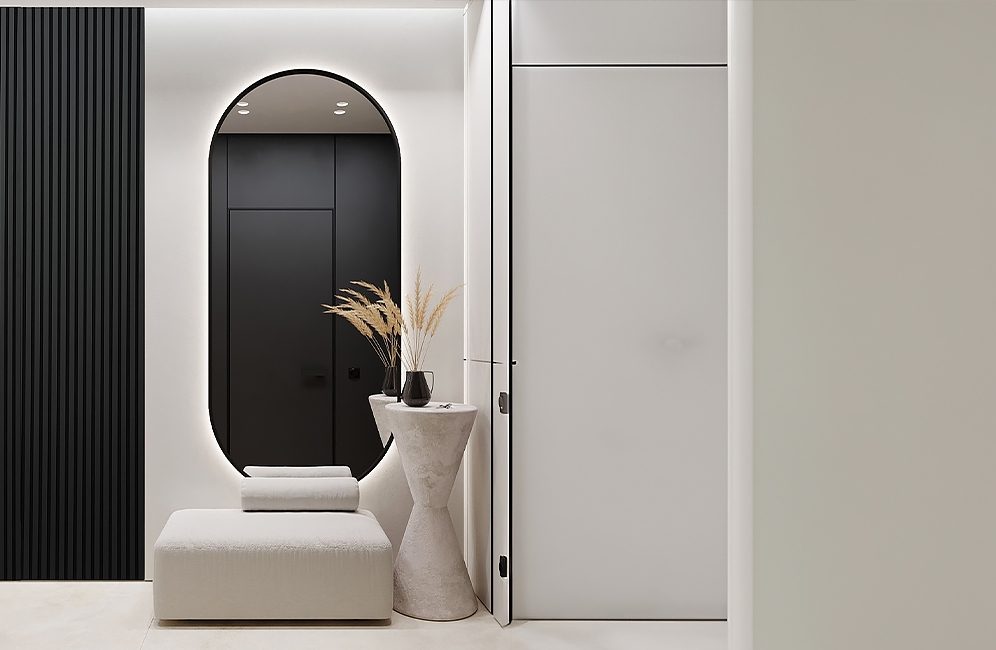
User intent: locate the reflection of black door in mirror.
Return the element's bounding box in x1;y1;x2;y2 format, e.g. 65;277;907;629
209;132;399;477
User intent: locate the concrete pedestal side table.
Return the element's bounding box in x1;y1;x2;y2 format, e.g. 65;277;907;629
385;402;478;621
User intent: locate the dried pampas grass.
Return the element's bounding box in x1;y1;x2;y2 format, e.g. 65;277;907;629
322;279;400;368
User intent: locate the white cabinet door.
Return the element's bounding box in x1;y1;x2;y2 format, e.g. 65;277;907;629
511;67;727;619
465;0;493;364
512;0;726;66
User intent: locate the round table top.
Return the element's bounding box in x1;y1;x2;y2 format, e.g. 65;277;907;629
385;402;477;416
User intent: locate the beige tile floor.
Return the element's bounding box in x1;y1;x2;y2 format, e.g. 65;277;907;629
0;582;726;650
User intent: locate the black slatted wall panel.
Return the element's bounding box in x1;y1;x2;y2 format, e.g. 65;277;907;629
1;7;144;580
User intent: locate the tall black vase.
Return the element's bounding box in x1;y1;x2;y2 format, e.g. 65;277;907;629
382;366;401;397
401;370;434;407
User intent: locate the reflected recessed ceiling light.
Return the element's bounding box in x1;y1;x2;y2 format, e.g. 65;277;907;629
237;109;250;115
333;109;346;115
336;101;349;107
236;101;249;107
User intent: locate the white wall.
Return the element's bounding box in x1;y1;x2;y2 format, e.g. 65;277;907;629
754;2;996;648
464;0;493;612
508;0;728;619
144;7;465;577
511;0;726;66
22;1;467;6
491;0;512;625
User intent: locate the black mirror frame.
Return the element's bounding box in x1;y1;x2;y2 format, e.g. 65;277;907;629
208;68;401;479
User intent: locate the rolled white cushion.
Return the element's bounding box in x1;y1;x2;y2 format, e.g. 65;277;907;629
241;477;360;512
243;465;352;478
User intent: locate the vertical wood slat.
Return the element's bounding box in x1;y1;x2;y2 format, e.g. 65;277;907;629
0;6;144;581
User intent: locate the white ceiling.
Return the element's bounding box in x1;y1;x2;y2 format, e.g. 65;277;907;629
217;74;391;134
16;1;466;7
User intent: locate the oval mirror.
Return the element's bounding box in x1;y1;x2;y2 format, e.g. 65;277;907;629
208;70;400;479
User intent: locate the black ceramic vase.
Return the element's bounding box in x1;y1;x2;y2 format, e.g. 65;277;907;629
382;366;401;397
401;370;434;407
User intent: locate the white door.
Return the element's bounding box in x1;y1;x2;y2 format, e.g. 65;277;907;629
510;66;728;619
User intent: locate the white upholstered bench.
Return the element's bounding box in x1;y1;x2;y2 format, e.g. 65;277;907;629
154;509;393;620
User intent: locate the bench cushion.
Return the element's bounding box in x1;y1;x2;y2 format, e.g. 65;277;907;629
154;509;393;620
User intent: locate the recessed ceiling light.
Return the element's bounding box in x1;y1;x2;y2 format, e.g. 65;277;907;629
333;109;346;115
236;101;249;107
336;101;349;107
237;109;250;115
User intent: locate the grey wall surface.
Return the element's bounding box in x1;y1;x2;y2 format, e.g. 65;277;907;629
1;6;145;580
